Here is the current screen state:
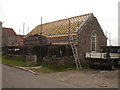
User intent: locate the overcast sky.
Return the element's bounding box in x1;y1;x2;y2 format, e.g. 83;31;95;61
0;0;119;46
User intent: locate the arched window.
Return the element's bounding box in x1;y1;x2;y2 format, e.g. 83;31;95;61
91;32;96;52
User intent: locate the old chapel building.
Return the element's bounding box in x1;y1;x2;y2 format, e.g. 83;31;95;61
27;13;107;62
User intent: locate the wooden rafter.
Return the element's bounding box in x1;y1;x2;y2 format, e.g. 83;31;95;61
28;13;92;37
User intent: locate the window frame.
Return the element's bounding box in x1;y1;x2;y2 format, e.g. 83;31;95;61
91;32;97;52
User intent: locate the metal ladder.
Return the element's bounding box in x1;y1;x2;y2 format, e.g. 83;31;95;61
69;35;82;70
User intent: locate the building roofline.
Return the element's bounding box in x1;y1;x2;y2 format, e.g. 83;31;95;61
28;13;93;37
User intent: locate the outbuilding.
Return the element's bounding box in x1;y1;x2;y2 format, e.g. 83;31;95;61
28;13;107;63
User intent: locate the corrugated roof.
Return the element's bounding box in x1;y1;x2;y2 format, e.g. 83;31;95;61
28;13;92;37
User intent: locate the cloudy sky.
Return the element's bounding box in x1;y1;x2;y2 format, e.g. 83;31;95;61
0;0;119;45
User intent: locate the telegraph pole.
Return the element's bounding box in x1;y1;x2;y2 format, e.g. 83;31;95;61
19;29;20;35
67;19;70;56
22;22;25;56
27;27;29;33
23;22;25;35
68;19;70;34
27;27;29;36
39;17;43;64
40;17;42;35
109;33;111;46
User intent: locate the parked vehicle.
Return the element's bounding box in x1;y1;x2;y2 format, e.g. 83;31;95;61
85;46;120;70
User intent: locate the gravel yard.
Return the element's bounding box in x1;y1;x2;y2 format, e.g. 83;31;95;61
37;69;118;88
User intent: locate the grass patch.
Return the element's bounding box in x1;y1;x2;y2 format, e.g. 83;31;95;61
0;56;2;63
30;64;77;73
2;56;29;67
30;62;90;73
81;62;90;68
2;55;90;72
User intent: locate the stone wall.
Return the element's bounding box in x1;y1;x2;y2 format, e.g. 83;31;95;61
26;55;37;65
47;35;78;45
24;34;48;46
46;15;107;63
5;54;26;61
43;56;75;65
2;28;18;47
77;15;107;61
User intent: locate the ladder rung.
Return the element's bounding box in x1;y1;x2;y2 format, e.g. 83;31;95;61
69;35;82;70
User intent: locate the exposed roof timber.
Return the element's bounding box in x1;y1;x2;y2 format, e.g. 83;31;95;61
78;13;93;33
28;13;92;37
47;33;76;38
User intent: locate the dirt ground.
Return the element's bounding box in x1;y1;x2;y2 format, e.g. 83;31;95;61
37;69;118;88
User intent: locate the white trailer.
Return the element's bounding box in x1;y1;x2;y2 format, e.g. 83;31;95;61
85;46;120;70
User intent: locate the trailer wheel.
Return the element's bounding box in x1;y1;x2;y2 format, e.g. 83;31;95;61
108;65;115;70
109;60;115;70
90;65;96;69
